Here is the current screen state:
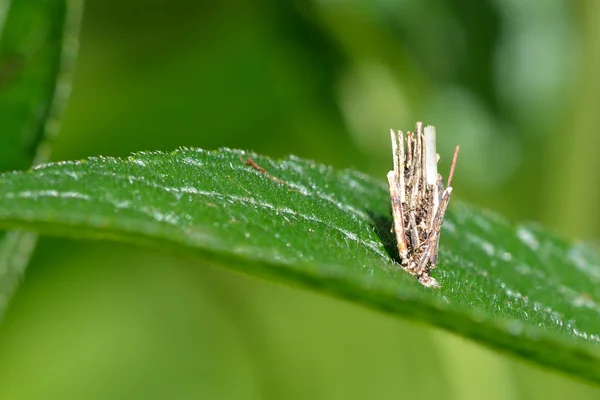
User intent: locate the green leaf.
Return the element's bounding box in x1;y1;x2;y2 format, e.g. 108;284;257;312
0;0;82;169
0;148;599;383
0;1;83;316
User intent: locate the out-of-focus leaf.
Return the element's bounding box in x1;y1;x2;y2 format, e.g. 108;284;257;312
0;0;82;316
0;148;599;384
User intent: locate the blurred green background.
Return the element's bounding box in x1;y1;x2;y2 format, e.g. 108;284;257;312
1;0;600;398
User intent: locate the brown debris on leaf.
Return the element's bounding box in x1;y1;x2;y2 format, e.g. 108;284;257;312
387;122;459;288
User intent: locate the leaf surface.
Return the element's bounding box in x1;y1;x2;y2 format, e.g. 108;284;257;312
0;148;599;383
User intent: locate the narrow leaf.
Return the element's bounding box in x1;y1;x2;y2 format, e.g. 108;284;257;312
0;0;83;316
0;148;599;384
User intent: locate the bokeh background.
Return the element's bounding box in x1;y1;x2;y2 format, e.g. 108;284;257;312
0;0;599;398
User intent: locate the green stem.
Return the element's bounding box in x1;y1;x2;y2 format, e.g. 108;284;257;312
547;1;600;239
